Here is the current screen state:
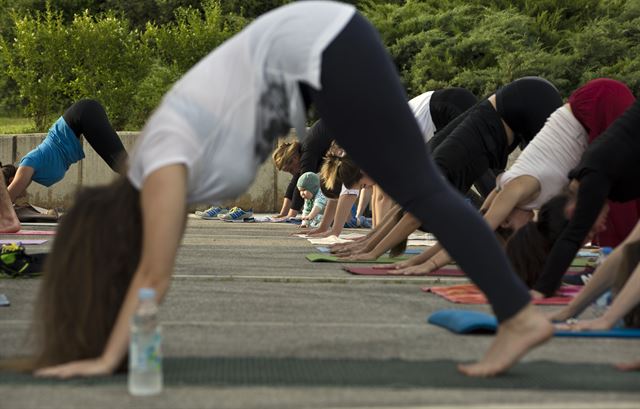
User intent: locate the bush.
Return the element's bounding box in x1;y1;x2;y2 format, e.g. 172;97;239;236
126;62;183;129
66;11;152;129
1;0;637;131
2;6;72;130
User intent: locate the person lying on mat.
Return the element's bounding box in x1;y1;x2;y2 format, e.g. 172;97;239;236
17;1;550;378
331;76;564;262
6;99;128;203
550;220;640;371
526;97;640;299
380;79;637;275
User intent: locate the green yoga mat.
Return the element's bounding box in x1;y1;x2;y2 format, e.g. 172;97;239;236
1;357;638;391
571;257;596;267
307;253;593;268
306;253;410;263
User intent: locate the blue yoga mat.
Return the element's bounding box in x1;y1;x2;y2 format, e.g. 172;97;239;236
427;309;640;338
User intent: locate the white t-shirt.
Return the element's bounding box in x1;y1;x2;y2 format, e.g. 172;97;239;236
408;91;435;142
340;184;360;196
497;105;588;210
128;1;356;204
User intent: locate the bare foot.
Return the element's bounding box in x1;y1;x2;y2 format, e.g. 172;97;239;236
458;303;553;377
616;360;640;371
0;216;20;233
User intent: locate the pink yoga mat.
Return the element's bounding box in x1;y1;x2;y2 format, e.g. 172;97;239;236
1;230;56;236
422;284;580;305
0;239;47;245
344;266;466;277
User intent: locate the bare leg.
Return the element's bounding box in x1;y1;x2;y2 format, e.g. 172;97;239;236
372;185;394;227
458;304;553;377
0;176;20;232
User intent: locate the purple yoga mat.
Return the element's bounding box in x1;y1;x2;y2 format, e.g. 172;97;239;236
1;230;56;236
0;239;47;245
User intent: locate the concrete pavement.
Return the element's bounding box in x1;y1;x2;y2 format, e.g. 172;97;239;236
1;218;639;408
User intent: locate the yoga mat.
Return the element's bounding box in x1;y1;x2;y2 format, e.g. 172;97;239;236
1;357;638;392
220;217;256;223
316;246;422;255
428;309;640;338
308;236;353;245
422;284;579;305
344;266;466;277
408;232;436;240
571;257;596;267
306;253;410;263
1;230;56;236
0;239;47;245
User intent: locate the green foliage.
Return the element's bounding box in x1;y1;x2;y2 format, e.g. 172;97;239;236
2;0;246;131
0;0;638;132
364;0;635;99
66;11;153;129
3;6;72;130
126;62;183;130
143;0;244;72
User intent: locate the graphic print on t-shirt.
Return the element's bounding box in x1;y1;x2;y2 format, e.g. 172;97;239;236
255;76;291;162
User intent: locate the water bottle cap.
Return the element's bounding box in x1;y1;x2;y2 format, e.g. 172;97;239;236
601;247;613;255
138;288;156;300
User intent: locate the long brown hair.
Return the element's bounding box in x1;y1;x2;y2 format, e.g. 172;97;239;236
614;239;640;328
6;177;142;372
505;194;570;287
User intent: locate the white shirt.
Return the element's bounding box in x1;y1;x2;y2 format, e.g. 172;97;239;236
128;1;356;204
497;105;588;210
408;91;435;142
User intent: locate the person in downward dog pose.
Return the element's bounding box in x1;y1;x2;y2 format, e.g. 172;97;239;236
21;1;549;378
6;99;127;202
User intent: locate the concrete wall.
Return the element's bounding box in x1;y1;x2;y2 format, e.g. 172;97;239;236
0;132;293;212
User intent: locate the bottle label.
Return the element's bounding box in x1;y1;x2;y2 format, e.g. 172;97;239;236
130;330;162;371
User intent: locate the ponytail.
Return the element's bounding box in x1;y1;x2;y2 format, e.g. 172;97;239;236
320;154;363;192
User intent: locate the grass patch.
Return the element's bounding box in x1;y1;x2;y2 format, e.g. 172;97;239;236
0;117;36;134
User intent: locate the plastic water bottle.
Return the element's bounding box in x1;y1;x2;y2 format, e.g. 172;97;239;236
592;247;613;316
128;288;163;396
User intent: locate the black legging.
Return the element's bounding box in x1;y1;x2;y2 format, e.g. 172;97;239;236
306;12;530;322
430;87;497;198
63;99;127;173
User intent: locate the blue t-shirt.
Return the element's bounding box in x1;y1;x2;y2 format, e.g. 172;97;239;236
19;117;85;187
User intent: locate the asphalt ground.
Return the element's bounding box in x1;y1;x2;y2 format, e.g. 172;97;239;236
1;217;639;409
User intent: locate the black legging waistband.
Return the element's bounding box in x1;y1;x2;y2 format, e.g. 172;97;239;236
495;76;562;146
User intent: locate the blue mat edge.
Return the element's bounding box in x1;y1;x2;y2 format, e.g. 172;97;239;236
428;309;640;338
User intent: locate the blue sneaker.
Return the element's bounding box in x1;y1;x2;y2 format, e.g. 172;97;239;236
218;207;253;221
196;206;228;220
